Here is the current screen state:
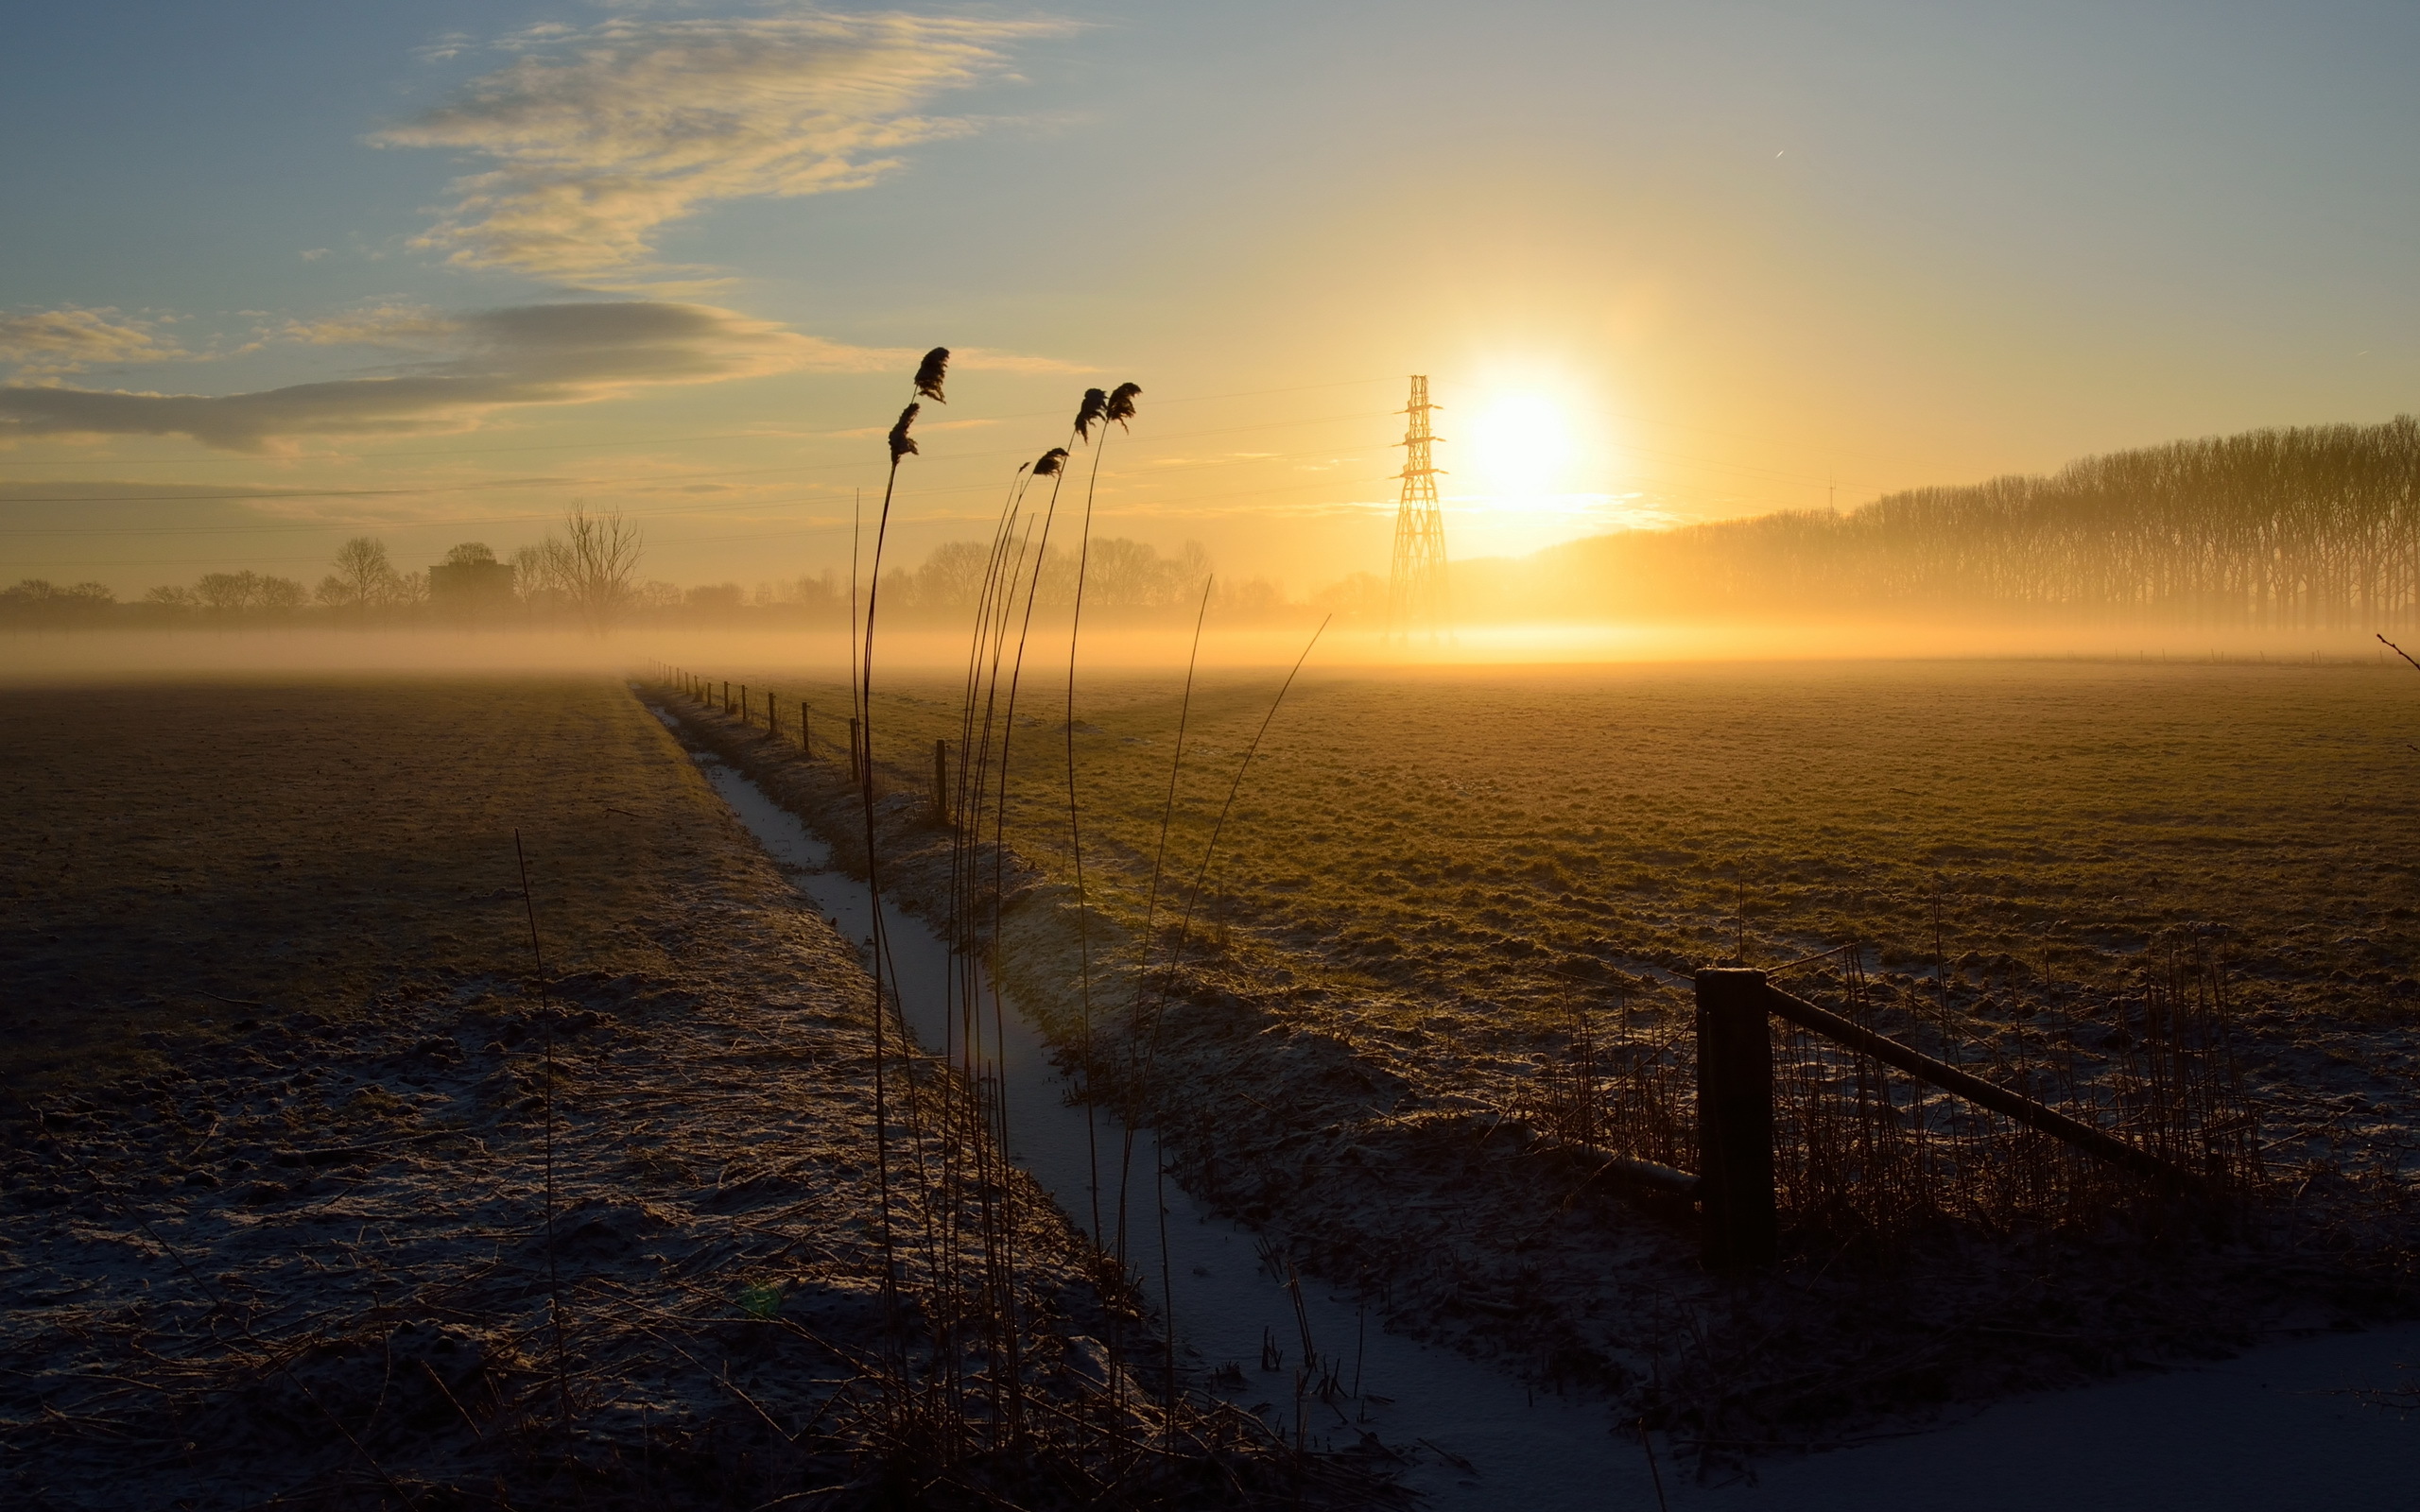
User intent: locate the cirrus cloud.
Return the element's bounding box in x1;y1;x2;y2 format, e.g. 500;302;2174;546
0;307;193;376
372;11;1070;284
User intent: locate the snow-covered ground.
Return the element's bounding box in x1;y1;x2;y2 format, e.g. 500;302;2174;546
1693;1322;2418;1511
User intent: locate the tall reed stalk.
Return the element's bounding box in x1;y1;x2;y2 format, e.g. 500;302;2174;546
857;351;946;1368
1063;383;1140;1255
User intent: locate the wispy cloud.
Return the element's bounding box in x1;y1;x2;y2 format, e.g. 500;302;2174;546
372;11;1069;284
0;300;1086;452
0;307;193;376
268;301;465;348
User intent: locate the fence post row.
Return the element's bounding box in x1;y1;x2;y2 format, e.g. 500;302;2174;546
1694;968;1779;1268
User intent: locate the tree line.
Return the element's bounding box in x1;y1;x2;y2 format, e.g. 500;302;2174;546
2;506;647;631
0;516;1290;630
1523;414;2420;627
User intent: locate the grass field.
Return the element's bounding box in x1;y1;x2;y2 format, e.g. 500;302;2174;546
0;678;740;1098
670;653;2420;1439
716;656;2420;1043
1;677;1277;1509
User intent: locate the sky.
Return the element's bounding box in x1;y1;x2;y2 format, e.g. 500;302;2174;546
2;1;2416;600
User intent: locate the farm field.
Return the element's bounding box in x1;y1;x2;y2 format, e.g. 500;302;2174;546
678;654;2420;1442
0;679;722;1095
0;679;1265;1510
713;656;2420;1055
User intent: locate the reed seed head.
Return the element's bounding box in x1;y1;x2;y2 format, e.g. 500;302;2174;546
888;403;921;461
1034;446;1070;477
1073;387;1108;440
1105;382;1142;429
913;347;950;404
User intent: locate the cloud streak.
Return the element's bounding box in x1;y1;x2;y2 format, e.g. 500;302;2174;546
0;308;192;376
0;301;1085;452
372;12;1068;284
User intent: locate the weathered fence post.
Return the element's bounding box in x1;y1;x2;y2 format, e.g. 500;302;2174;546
932;738;950;824
801;701;811;757
722;680;730;714
767;692;778;739
1695;967;1778;1268
739;683;749;726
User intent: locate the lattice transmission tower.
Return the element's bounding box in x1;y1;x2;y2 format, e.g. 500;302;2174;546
1386;374;1448;639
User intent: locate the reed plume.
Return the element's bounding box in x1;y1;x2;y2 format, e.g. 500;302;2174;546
1073;387;1108;440
914;346;952;404
1104;382;1141;428
888;403;922;461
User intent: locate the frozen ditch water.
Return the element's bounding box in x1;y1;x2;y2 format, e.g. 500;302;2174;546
675;732;2420;1510
682;747;1661;1508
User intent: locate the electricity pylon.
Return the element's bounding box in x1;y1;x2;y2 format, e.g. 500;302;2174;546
1386;374;1448;639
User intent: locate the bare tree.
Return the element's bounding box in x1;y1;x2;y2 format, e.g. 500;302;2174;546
198;571;261;612
561;503;642;633
317;536;398;611
912;540;992;610
510;541;565;610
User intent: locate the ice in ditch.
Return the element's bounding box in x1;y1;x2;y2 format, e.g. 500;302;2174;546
681;745;1655;1508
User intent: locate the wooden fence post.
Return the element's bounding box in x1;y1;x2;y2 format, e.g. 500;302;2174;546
1694;967;1777;1268
722;680;730;714
739;683;749;726
801;701;811;758
932;738;949;823
767;692;778;739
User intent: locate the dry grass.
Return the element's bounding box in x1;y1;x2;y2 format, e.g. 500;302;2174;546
1;677;1386;1508
685;654;2420;1445
716;657;2420;1061
0;678;726;1100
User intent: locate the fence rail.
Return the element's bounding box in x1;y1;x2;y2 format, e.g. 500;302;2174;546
1694;967;2204;1267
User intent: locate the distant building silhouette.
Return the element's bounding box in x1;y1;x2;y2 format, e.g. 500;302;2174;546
429;542;516;618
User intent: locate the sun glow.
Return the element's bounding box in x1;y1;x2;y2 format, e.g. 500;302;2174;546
1466;391;1577;501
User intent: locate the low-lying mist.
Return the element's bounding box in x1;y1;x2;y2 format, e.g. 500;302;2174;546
2;615;2403;684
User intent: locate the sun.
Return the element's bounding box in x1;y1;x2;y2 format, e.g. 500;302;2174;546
1465;391;1576;501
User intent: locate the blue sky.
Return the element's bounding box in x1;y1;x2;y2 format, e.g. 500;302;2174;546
3;1;2415;594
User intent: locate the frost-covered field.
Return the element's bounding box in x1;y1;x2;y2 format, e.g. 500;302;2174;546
700;656;2420;1452
0;680;1337;1510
